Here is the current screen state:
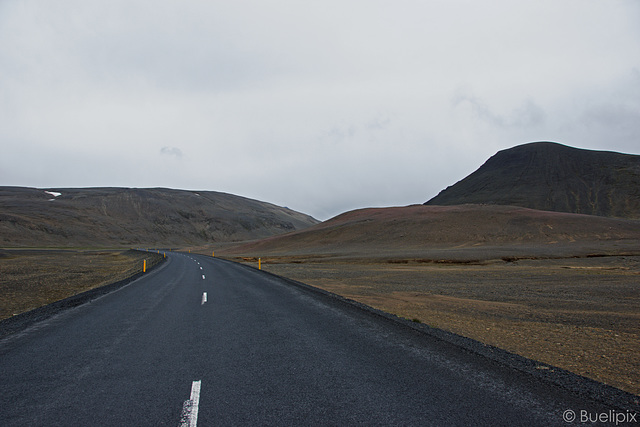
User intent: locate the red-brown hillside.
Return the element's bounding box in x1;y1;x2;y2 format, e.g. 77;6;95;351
225;204;640;260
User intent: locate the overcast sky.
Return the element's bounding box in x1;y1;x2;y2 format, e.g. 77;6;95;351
1;1;639;220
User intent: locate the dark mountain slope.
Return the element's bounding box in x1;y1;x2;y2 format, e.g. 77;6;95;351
425;142;640;219
0;187;319;247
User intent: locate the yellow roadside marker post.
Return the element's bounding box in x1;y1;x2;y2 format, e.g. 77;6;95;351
258;258;261;270
212;251;215;257
143;259;147;273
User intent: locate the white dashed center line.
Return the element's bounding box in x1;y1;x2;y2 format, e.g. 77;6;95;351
179;380;201;427
201;292;207;305
202;274;205;280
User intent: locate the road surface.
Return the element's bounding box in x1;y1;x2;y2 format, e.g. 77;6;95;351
0;252;622;426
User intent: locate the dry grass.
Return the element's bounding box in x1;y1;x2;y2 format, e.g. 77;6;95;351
0;249;163;320
242;255;640;396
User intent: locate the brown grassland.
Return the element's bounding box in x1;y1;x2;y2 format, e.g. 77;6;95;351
0;249;162;320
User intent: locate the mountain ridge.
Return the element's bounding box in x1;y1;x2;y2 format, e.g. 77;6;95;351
0;187;319;247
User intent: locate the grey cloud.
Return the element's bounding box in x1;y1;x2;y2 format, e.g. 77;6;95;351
583;104;639;129
511;99;546;127
581;103;640;145
366;116;391;131
160;146;183;157
453;91;545;129
570;69;640;149
325;115;392;141
452;91;505;127
326;125;356;140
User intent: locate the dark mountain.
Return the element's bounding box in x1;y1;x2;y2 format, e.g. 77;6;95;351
0;187;319;247
425;142;640;219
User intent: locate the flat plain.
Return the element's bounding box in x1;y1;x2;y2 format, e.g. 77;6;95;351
239;254;640;396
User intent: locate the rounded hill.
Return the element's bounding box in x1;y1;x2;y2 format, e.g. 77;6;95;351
226;204;640;260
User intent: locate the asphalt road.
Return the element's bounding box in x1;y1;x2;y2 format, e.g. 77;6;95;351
0;252;623;426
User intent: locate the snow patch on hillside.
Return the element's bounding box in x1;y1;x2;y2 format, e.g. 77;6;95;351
44;191;62;200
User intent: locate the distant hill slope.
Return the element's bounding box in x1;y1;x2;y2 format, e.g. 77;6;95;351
226;204;640;260
425;142;640;219
0;187;319;247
